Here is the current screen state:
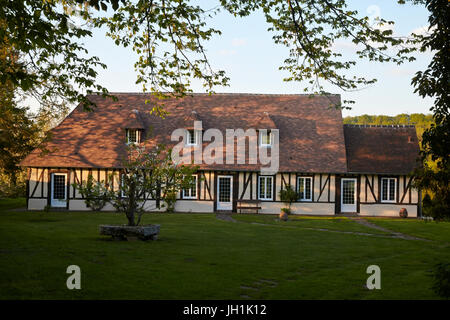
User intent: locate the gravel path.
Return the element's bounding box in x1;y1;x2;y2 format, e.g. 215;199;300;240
350;218;429;241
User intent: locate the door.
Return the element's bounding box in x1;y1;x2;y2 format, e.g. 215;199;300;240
217;175;233;211
51;173;67;207
341;178;357;213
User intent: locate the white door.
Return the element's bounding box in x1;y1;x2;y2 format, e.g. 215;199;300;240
217;175;233;211
51;173;67;207
341;178;357;213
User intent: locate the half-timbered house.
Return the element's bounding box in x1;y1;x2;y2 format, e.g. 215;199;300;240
20;93;422;217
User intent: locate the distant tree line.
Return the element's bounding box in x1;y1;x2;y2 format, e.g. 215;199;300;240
343;113;434;147
343;113;435;176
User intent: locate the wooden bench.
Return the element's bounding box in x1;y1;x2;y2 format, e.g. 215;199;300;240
236;199;262;214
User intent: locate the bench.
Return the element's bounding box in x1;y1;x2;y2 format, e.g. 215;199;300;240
236;199;262;214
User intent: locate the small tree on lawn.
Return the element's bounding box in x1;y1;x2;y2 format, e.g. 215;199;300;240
73;174;109;211
108;144;197;226
279;185;299;214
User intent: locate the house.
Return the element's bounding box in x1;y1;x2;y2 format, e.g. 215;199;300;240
20;93;422;217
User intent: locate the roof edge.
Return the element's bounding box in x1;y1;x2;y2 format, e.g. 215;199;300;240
344;124;416;128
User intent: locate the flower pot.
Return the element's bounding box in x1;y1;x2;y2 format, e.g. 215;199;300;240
279;211;289;221
399;208;408;218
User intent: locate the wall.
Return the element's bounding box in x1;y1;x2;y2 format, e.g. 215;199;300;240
360;204;418;217
26;167;420;217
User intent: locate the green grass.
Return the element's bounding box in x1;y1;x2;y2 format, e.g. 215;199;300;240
0;201;449;299
366;218;450;243
0;197;26;211
232;214;391;235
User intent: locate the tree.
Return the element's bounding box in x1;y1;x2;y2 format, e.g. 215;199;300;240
106;144;197;226
0;0;114;109
0;18;69;196
2;0;422;110
0;41;42;194
410;0;449;219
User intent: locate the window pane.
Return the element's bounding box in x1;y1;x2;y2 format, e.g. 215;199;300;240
260;131;271;145
53;175;66;199
305;178;311;200
128;130;137;143
382;179;388;201
219;177;231;202
266;177;272;198
342;180;355;204
191;176;197;197
259;176;272;199
298;178;304;199
259;177;265;198
184;176;197;198
389;179;396;201
188;130;196;144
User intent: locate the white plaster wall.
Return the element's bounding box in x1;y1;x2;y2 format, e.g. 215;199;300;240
174;200;214;213
68;200;116;211
28;168;48;198
329;175;335;202
259;202;334;215
28;199;47;210
68;200;89;211
359;204;418;217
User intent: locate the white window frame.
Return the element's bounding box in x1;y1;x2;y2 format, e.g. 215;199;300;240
50;173;67;207
259;130;272;147
186;129;197;146
297;176;313;201
258;175;273;201
126;129;141;145
381;177;397;203
183;175;197;199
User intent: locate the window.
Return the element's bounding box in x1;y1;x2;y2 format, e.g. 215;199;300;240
183;175;197;199
186;129;197;146
297;177;312;201
259;130;272;147
126;129;140;144
120;172;145;198
120;174;126;198
381;178;396;203
258;176;273;200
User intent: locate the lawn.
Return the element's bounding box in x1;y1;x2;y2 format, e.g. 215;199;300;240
0;199;449;299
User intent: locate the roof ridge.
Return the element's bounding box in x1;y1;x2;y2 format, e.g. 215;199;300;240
344;124;416;128
89;92;340;97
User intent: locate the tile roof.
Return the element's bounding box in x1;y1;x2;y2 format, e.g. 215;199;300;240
123;109;145;129
21;93;348;173
343;124;421;174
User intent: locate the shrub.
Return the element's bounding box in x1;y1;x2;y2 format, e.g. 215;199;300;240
279;185;298;212
423;193;450;221
72;174;109;211
431;262;450;299
0;169;27;198
164;190;177;213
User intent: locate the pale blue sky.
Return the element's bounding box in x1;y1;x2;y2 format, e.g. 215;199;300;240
68;0;434;117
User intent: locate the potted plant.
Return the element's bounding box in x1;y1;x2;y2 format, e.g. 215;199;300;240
278;185;299;221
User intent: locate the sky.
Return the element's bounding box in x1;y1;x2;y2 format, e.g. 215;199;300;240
50;0;434;117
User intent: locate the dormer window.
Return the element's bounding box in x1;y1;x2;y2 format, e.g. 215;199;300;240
186;129;197;146
259;130;272;147
126;129;141;145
